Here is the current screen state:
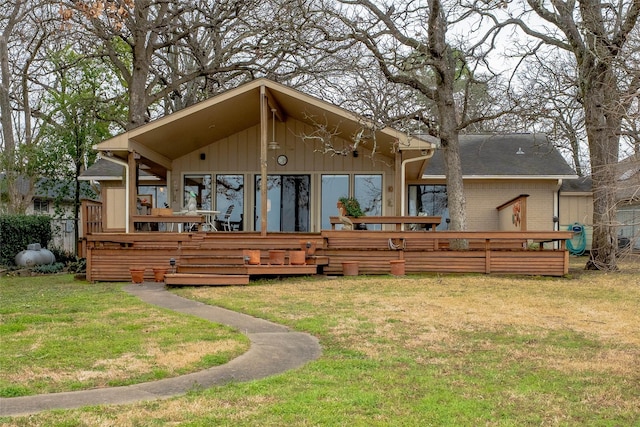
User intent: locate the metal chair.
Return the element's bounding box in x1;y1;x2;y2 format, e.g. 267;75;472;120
215;205;234;231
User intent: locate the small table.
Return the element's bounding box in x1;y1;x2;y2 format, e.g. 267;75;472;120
196;210;220;231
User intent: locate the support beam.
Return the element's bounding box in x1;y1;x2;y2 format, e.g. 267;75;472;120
260;86;268;236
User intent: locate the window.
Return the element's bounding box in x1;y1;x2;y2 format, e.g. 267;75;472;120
216;174;244;229
137;186;168;208
33;199;49;213
183;174;212;209
354;174;382;230
321;175;349;230
408;184;449;230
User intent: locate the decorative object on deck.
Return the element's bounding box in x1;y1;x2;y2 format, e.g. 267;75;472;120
337;197;366;230
390;260;405;276
300;240;317;256
289;250;306;265
342;261;359;276
243;250;261;265
269;250;286;265
129;267;146;283
388;238;406;250
186;191;197;214
152;266;169;282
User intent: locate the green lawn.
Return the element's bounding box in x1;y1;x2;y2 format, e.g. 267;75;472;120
1;257;639;426
0;275;248;396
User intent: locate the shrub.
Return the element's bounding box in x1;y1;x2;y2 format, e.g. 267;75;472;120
0;215;52;266
33;262;64;274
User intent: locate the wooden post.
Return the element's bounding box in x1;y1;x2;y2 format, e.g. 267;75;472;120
485;238;491;274
260;86;268;236
128;151;137;234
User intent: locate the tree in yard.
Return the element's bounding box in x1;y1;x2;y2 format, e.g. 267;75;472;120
36;47;125;252
298;0;517;245
0;0;55;214
481;0;640;270
59;0;308;130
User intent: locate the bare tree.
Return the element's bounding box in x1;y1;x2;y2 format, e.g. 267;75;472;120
0;0;57;214
479;0;640;270
60;0;313;130
295;0;517;245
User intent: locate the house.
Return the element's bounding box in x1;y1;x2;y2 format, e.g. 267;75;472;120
418;133;578;232
84;78;438;233
78;79;577;281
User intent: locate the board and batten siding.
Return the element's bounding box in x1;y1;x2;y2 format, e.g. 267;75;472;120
464;180;559;231
170;118;396;229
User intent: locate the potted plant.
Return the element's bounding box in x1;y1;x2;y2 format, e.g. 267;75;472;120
338;196;364;218
338;196;366;229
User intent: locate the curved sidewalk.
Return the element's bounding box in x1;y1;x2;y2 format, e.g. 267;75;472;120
0;282;322;417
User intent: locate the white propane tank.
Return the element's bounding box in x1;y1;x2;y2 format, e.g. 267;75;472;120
15;243;56;267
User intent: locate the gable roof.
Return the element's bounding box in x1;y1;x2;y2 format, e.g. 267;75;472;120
423;134;577;179
95;78;437;169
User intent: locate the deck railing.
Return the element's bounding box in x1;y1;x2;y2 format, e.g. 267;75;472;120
81;200;103;235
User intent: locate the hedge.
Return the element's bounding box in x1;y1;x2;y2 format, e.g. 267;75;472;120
0;215;52;266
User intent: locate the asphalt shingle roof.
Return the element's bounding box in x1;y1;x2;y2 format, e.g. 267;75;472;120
423;134;577;178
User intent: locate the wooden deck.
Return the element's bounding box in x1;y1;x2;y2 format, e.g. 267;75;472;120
84;229;574;285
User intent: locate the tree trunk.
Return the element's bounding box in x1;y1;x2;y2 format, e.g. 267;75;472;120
0;33;18;214
577;41;622;271
429;0;467;248
583;84;620;271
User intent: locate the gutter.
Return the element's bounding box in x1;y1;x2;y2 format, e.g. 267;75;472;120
401;150;435;222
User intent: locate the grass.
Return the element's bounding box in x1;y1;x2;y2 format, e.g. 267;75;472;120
0;275;249;396
1;256;639;426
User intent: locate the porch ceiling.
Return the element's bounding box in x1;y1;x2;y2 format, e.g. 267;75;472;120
97;79;430;164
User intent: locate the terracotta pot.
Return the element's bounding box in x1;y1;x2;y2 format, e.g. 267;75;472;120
269;250;286;265
243;250;261;265
129;267;146;284
289;250;306;265
342;261;359;276
300;240;317;256
152;266;169;282
390;260;405;276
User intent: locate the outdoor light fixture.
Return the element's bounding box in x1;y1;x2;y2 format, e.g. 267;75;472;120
268;108;280;150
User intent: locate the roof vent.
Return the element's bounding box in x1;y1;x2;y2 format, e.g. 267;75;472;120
516;147;525;155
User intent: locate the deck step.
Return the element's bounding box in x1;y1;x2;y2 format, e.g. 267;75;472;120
177;264;318;276
165;273;249;286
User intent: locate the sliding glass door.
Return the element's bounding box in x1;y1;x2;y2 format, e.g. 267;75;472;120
255;175;310;232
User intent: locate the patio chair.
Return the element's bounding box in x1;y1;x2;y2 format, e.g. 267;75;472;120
215;205;235;231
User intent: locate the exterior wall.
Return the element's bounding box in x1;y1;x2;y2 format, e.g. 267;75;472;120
464;180;559;231
104;183;126;231
171;118;395;231
559;193;593;250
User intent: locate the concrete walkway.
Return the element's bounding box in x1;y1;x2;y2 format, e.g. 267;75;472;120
0;282;322;417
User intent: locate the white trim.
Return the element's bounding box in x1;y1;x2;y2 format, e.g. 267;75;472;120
423;175;578;180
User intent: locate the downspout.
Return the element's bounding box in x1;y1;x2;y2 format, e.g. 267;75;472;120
555;179;562;231
101;154;130;233
400;150;435;224
554;179;562;249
